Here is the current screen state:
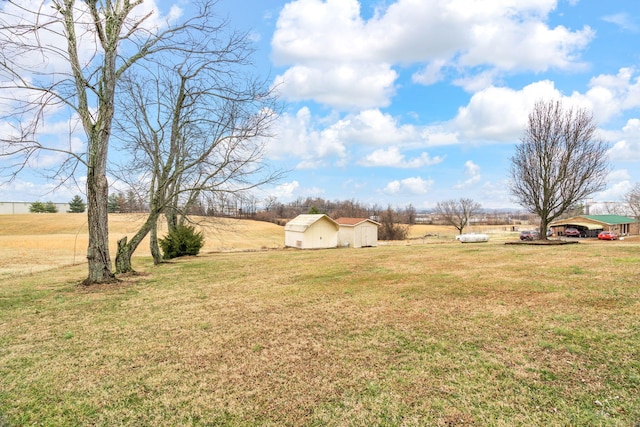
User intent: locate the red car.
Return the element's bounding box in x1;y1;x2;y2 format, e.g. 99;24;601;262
564;227;581;237
598;231;619;240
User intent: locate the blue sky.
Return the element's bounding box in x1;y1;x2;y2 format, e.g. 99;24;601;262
2;0;640;210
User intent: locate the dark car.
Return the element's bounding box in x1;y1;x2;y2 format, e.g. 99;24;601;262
520;230;539;241
564;227;581;237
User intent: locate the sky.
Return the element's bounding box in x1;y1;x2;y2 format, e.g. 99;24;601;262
2;0;640;210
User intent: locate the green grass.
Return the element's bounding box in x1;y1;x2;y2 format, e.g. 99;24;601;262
1;242;639;426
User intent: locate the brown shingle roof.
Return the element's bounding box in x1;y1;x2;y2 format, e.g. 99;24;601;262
334;217;379;226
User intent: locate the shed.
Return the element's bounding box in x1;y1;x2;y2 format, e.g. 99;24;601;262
335;217;380;248
284;214;339;249
550;215;639;237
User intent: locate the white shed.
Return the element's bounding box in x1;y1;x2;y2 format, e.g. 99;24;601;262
335;217;380;248
284;214;339;249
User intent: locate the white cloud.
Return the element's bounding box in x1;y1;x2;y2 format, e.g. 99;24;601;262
0;176;84;203
268;180;300;201
270;67;640;175
451;69;640;143
478;180;515;209
453;80;561;141
269;108;453;169
608;118;640;162
591;169;633;202
454;160;482;188
453;70;501;93
382;176;433;195
271;0;593;108
266;107;347;167
459;21;592;73
273;64;398;109
411;59;449;86
602;13;639;32
420;128;460;147
334;109;422;146
359;147;443;168
587;68;640;118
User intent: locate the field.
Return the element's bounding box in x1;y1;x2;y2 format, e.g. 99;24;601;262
1;214;639;426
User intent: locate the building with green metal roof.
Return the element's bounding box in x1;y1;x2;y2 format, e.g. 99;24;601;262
550;215;639;237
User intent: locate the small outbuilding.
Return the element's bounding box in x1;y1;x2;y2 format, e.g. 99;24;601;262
550;215;639;237
335;217;380;248
284;214;339;249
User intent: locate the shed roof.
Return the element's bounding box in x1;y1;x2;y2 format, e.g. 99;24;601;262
284;214;339;232
334;217;380;226
563;222;603;230
551;215;637;227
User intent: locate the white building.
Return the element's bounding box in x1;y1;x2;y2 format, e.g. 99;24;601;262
0;202;70;214
284;214;339;249
335;217;379;248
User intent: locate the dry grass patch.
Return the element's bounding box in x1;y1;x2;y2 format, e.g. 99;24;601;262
1;240;639;426
0;213;523;279
0;214;285;279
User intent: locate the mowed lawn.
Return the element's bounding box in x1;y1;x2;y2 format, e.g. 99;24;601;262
0;216;639;426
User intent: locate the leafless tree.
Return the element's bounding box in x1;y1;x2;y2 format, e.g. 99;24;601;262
0;0;252;284
112;57;281;273
377;205;408;241
434;198;481;235
624;183;640;219
404;203;417;225
509;99;609;240
597;201;625;216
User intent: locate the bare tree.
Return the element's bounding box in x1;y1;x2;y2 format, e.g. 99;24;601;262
434;198;482;235
597;201;625;216
112;56;281;273
509;99;609;240
624;183;640;219
0;0;247;284
377;205;408;241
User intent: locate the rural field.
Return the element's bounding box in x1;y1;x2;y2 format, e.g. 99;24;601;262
0;214;639;426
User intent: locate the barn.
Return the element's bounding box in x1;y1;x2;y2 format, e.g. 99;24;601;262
284;214;339;249
335;217;380;248
550;215;639;237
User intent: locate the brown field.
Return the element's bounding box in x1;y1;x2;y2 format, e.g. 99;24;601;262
0;213;635;279
1;214;639;425
0;214;285;278
0;214;515;278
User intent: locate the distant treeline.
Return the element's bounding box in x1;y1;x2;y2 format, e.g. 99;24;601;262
107;192;533;226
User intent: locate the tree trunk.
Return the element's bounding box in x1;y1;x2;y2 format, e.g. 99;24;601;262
166;208;178;234
114;211;161;274
540;219;549;241
84;168;115;284
150;221;162;265
115;236;131;274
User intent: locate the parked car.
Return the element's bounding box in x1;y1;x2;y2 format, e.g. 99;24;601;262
598;231;619;240
564;227;581;237
519;230;539;241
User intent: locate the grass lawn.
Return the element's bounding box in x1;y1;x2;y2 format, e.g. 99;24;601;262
0;217;639;426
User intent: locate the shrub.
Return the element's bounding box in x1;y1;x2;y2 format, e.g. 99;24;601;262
29;201;58;213
159;225;205;259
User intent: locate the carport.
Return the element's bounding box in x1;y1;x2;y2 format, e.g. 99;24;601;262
550;215;639;237
559;222;602;237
